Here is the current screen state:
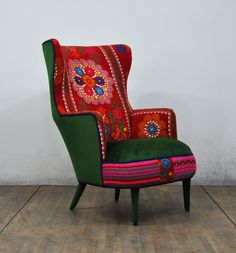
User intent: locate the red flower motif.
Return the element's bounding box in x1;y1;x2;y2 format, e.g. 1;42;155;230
84;66;95;76
85;47;97;55
112;108;123;120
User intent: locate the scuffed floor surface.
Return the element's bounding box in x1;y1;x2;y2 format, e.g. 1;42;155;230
0;185;235;253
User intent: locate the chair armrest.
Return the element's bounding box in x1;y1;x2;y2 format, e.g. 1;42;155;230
61;110;108;159
131;108;177;139
55;110;108;186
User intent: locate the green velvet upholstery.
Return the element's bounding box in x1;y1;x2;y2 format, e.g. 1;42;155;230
55;114;103;185
105;137;192;163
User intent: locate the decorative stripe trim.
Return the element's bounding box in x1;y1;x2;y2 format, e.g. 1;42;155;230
103;159;159;168
97;121;106;159
99;46;131;137
103;168;160;176
61;66;69;112
102;155;196;187
104;177;161;185
62;55;78;112
103;165;160;172
110;46;133;113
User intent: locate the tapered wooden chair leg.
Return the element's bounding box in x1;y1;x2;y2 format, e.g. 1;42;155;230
70;183;87;210
182;179;191;212
115;188;120;201
130;188;140;225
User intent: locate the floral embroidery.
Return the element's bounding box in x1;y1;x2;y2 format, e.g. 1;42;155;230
112;108;123;120
161;158;171;170
116;45;126;52
160;158;174;182
138;114;167;138
95;101;127;141
68;59;113;105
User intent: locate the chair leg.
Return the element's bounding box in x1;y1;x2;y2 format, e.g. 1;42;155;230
182;178;191;212
69;183;87;210
115;188;120;201
130;188;140;225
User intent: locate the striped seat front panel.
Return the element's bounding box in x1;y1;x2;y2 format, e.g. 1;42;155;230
102;155;196;187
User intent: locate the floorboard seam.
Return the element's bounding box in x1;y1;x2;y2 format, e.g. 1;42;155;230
201;186;236;227
0;185;41;234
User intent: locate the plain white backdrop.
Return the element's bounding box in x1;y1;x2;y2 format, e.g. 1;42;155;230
0;0;236;184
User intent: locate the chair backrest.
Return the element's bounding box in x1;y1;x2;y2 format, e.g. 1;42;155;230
48;39;133;141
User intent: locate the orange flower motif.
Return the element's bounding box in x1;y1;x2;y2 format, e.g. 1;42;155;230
112;108;123;120
96;106;107;115
138;114;167;138
111;125;121;141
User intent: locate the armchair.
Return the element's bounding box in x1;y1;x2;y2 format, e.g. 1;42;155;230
42;39;196;225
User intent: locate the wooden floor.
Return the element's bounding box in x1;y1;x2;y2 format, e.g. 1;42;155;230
0;186;235;253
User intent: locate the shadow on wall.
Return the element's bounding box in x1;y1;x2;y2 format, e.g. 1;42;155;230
0;91;235;185
0;93;76;185
133;91;236;185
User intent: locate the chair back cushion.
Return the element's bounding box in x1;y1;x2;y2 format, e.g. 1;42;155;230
52;39;132;141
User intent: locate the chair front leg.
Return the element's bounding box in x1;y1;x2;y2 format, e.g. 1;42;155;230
70;183;87;210
130;188;140;225
115;188;120;201
182;178;191;212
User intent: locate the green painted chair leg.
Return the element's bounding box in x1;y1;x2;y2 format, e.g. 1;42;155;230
130;188;140;225
70;183;87;210
115;188;120;201
182;178;191;212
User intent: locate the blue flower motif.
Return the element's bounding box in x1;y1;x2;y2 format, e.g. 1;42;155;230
161;158;171;170
94;86;104;95
74;76;83;85
147;124;157;134
95;76;105;85
75;67;84;76
116;45;126;52
105;125;110;136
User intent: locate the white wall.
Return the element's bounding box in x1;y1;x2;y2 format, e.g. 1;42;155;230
0;0;236;185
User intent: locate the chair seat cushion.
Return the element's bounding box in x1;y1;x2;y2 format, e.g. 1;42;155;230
102;138;196;188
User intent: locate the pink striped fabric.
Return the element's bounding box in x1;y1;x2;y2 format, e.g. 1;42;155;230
102;155;196;187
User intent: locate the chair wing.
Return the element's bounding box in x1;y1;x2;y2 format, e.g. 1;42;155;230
43;40;106;186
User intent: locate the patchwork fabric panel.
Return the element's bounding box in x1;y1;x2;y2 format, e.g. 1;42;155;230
52;39;132;142
131;109;177;139
102;155;196;187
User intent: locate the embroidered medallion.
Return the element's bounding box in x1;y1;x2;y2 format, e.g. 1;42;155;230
68;59;113;105
138;114;167;138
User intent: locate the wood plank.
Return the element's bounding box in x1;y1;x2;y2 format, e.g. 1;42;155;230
0;186;38;231
0;186;235;253
203;186;236;225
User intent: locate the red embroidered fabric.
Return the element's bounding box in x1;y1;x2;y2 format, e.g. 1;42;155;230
52;39;132;143
131;108;177;139
51;39;177;159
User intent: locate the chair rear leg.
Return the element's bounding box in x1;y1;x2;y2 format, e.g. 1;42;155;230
130;188;140;225
182;179;191;212
115;188;120;201
70;183;87;210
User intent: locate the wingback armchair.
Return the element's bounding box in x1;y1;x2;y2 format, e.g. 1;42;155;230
42;39;196;225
